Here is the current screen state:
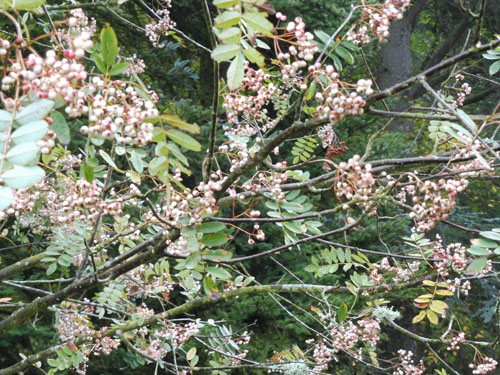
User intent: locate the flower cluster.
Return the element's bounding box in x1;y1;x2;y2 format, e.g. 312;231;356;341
0;180;44;220
392;349;425;375
347;0;411;45
46;178;123;225
145;0;176;48
369;257;420;284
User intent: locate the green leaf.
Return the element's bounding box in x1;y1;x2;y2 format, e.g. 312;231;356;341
202;232;230;247
489;60;500;75
166;129;202;151
0;186;13;210
242;45;265;67
334;46;354;64
11;120;48;144
337;302;348;322
213;0;239;9
0;110;13;131
166;142;189;166
46;262;57;275
161;114;200;134
50;112;70;145
226;53;246;89
130;150;144;173
92;53;107;74
218;27;241;44
198;221;226;233
99;150;124;172
12;0;44;10
214;11;240;29
6;142;40;166
242;12;274;36
207;267;231;280
211;43;240;62
314;30;331;45
467;257;487;273
100;25;118;67
16;99;54;125
305;80;317;101
2;165;45;189
283;221;303;234
426;309;439;324
80;162;94;182
109;62;130;76
186;347;197;361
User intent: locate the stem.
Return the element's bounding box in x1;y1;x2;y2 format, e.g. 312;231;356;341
202;0;220;183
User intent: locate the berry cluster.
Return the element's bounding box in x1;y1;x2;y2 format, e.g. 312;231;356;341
470;356;498;375
145;0;176;48
0;38;10;56
79;83;158;146
223;66;277;125
392;350;425;375
279;17;318;80
347;0;411;45
406;176;468;232
310;340;334;373
446;331;465;351
314;65;373;123
335;155;377;212
446;278;471;295
430;236;468;277
452;74;472;107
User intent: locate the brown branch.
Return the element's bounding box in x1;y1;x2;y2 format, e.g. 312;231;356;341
367;38;500;105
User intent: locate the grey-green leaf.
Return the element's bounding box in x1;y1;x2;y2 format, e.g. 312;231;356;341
242;12;273;36
0;110;13;131
16;99;54;125
11;120;48;144
211;44;240;62
0;186;13;210
2;165;45;189
130;150;144;173
6;142;40;166
50;112;71;145
489;60;500;75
